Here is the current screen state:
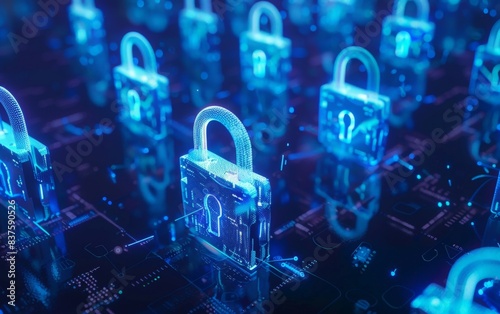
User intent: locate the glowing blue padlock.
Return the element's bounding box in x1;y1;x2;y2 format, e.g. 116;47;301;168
180;106;271;272
318;47;390;166
68;0;111;106
113;32;171;140
240;1;291;94
0;87;58;222
470;20;500;106
412;247;500;314
380;0;435;68
179;0;220;62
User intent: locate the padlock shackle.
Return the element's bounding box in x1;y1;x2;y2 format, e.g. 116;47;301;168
0;87;31;152
333;47;380;94
71;0;95;7
249;1;283;37
120;32;157;75
193;106;253;172
445;247;500;310
184;0;212;12
487;20;500;54
394;0;429;21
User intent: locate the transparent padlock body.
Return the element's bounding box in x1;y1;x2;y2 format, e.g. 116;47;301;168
469;46;500;106
180;149;271;271
69;4;106;48
179;9;220;62
318;82;390;166
380;15;434;68
0;122;55;222
114;66;171;140
240;31;291;94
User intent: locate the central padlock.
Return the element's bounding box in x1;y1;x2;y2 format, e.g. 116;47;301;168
180;106;271;271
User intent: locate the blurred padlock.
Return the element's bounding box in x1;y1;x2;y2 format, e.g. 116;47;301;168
240;1;291;94
380;0;435;69
68;0;111;106
470;20;500;106
318;47;390;166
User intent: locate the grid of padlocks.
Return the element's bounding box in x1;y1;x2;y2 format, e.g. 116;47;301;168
1;0;500;313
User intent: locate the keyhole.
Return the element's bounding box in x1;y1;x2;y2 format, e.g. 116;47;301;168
252;50;267;78
395;31;411;58
491;64;500;88
204;194;222;237
338;110;355;144
127;89;141;121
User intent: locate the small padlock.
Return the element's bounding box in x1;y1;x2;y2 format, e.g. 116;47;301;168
412;247;500;314
68;0;111;106
318;47;390;166
179;0;220;62
470;20;500;106
240;1;291;94
0;87;58;222
180;106;271;271
379;0;435;68
113;32;171;140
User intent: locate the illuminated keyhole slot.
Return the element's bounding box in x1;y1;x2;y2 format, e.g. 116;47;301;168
252;50;267;78
204;194;222;237
75;22;88;45
338;110;355;144
395;31;412;58
127;89;142;121
490;64;500;89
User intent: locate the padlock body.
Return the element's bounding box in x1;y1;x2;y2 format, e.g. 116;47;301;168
0;123;56;222
180;149;271;271
179;9;220;62
68;4;106;52
380;16;434;68
114;65;171;139
240;31;291;94
318;83;390;166
469;45;500;106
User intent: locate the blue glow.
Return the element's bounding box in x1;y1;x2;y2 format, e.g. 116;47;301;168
445;201;450;206
416;174;422;179
438;202;443;208
289;107;295;114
